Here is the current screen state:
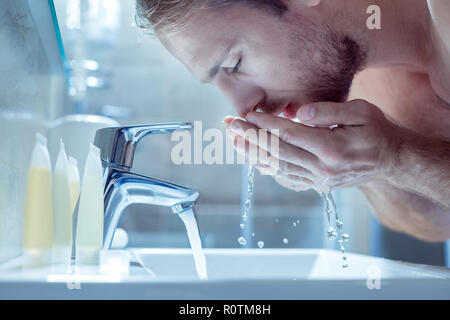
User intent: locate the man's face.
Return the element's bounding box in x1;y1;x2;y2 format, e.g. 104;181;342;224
161;4;364;118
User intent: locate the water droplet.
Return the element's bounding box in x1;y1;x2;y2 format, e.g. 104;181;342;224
275;218;279;223
293;222;297;227
251;233;255;237
248;167;255;178
327;227;338;240
257;241;264;248
322;192;350;269
245;200;251;209
238;237;247;246
240;223;245;229
296;220;300;223
283;238;289;245
242;215;248;222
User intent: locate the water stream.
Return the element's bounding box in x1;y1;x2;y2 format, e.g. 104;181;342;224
237;165;255;246
178;208;208;280
237;166;350;269
322;192;350;268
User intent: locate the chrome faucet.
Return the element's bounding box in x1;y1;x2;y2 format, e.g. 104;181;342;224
94;123;200;250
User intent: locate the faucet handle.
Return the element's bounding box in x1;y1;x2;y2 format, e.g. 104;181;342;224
94;122;192;169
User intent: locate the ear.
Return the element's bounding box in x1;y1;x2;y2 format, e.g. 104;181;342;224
303;0;321;7
283;0;321;9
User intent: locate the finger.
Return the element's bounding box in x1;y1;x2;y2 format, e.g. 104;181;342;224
255;165;278;176
244;112;332;155
223;115;236;126
226;118;272;151
297;100;373;126
232;133;262;166
233;137;321;185
274;174;314;192
233;136;278;169
228;127;321;175
275;161;314;177
270;164;323;187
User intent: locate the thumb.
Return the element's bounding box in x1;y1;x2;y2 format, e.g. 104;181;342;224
297;100;371;126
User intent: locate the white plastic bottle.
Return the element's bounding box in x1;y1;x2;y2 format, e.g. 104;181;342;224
68;156;80;214
76;144;104;264
52;139;73;265
23;133;53;267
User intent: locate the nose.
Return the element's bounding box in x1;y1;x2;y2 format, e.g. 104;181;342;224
215;75;265;118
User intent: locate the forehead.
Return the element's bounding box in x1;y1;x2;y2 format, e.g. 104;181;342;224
159;5;278;78
160;7;238;74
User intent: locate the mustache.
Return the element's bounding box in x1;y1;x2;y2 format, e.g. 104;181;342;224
256;99;286;115
260;104;282;114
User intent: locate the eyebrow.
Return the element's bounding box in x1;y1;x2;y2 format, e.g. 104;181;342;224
201;44;234;83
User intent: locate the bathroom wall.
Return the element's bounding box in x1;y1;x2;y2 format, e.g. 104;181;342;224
53;0;340;251
0;0;67;263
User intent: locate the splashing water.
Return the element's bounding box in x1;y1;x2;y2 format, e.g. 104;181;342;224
322;192;349;268
238;237;247;246
178;208;208;280
257;241;264;248
327;227;338;240
237;166;255;247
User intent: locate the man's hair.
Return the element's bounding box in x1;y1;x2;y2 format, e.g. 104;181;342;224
135;0;287;36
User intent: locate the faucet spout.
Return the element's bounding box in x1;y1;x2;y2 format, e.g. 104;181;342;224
94;123;199;250
102;169;199;250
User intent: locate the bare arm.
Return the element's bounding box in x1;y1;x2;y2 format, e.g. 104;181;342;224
428;0;450;50
360;129;450;242
231;99;450;242
360;179;450;242
369;130;450;241
391;130;450;208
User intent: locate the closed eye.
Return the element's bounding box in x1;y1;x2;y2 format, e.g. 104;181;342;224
232;58;242;73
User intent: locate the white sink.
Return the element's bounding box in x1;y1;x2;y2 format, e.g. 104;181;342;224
129;248;450;280
1;248;450;299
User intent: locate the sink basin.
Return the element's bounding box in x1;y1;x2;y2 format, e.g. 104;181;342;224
1;248;450;299
129;248;450;280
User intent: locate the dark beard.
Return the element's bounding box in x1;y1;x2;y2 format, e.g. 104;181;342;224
306;35;367;103
288;15;367;104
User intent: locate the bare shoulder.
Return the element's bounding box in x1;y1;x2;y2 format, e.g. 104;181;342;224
428;0;450;50
427;1;450;104
350;68;450;140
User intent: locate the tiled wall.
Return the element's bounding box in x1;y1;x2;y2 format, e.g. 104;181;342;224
0;0;66;263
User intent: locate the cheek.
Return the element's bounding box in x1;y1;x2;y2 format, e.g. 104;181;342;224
244;47;307;96
247;56;299;92
258;67;302;95
311;51;322;64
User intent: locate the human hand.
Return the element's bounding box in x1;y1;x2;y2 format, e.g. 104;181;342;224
224;99;404;193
